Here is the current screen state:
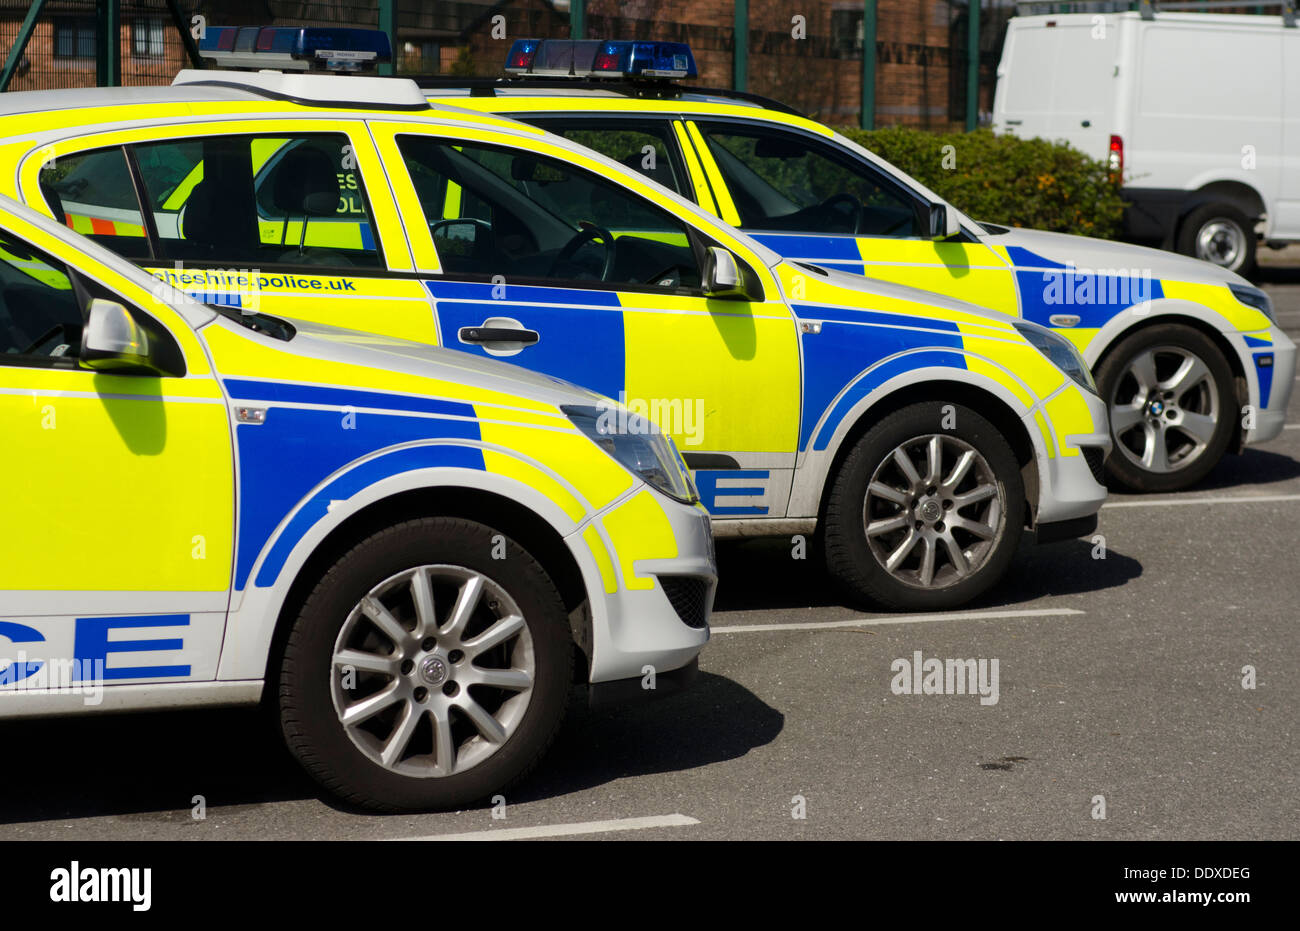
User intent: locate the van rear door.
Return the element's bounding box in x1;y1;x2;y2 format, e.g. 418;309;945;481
994;15;1119;161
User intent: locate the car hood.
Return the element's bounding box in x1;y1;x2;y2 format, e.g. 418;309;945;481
785;260;1021;326
244;315;608;410
985;225;1249;288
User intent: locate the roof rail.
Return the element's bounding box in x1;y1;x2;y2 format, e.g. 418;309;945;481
1015;0;1296;25
414;75;808;118
172;69;431;111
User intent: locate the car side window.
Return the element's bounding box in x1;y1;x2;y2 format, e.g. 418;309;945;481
129;133;382;269
525;119;688;197
695;123;922;237
43;134;383;270
395;135;702;291
0;233;86;366
38;147;152;260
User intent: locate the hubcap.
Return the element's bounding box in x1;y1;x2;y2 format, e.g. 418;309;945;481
330;565;534;779
863;434;1004;590
1109;346;1219;474
1195;219;1245;270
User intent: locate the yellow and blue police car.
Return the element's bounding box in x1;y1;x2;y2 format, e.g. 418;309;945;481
0;29;1110;611
0;193;714;811
426;37;1297;494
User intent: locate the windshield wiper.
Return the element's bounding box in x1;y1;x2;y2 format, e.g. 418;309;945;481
210;303;295;341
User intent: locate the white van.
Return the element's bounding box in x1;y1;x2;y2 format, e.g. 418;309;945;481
993;9;1300;274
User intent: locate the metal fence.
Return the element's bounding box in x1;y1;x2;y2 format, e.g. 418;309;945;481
0;1;1290;132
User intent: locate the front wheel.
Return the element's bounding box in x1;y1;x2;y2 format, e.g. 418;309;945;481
277;517;573;812
1095;324;1236;493
823;402;1025;611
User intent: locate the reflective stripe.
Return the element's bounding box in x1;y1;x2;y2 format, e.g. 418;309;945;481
672;120;718;216
685;121;740;226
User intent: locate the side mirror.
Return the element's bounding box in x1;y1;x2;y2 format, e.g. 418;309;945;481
929;202;960;240
80;299;164;375
703;246;755;300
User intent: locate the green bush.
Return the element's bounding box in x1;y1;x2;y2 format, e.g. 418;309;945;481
841;127;1126;240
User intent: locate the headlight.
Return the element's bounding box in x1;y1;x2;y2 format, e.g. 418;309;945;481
1012;321;1098;394
563;404;698;504
1229;283;1274;322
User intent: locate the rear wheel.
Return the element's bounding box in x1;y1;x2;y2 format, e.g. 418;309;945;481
1177;202;1256;275
1095;325;1236;493
278;517;572;812
823;402;1025;611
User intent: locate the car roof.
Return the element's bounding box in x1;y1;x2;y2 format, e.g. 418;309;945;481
0;75;543;142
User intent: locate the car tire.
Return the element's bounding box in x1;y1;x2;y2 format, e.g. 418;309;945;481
278;516;573;812
1095;324;1236;493
1177;202;1256;275
823;402;1025;611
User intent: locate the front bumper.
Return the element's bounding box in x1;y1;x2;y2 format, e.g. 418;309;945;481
1243;326;1296;446
1027;386;1111;528
566;490;715;689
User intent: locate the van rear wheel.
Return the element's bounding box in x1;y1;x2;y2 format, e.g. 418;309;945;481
1177;202;1256;275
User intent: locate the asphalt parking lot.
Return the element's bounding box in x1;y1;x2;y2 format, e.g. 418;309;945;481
2;274;1298;843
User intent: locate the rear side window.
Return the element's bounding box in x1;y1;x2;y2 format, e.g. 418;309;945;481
695;123;922;237
525;119;688;197
40;133;382;270
39;148;151;259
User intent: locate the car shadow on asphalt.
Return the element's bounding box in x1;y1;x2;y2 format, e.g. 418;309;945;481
0;705;316;826
501;673;783;806
711;535;1143;613
0;674;782;824
1149;446;1300;492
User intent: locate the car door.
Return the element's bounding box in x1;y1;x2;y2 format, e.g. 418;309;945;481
372;121;801;519
28;122;439;345
0;227;233;690
683;119;1021;315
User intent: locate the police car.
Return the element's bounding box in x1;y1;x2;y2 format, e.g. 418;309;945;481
0;194;714;811
0;30;1109;611
425;37;1297;494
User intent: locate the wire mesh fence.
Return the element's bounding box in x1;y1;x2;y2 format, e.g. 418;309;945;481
0;1;1287;131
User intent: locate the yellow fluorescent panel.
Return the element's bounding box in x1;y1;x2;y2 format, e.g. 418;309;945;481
478;421;633;510
0;393;233;590
599;490;677;591
621;307;800;454
856;240;1019;314
582;525;618;594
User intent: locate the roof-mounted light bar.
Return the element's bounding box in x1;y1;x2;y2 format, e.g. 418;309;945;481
504;39;698;80
198;26;392;72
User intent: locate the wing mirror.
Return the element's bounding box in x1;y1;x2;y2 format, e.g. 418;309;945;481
929;202;960;240
80;299;166;375
703;246;757;300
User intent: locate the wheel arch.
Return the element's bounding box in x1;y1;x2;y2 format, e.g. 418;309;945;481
1090;311;1249;451
1180;180;1267;230
812;378;1040;527
262;485;589;694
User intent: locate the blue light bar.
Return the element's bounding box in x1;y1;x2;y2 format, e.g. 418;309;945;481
593;41;697;79
504;39;697;80
199;26;391;72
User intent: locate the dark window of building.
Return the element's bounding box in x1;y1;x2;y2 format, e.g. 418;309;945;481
53;17;95;60
132;19;165;58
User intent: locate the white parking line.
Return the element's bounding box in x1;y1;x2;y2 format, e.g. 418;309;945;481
391;813;700;841
1105;493;1300;508
1284;424;1300;429
711;607;1082;634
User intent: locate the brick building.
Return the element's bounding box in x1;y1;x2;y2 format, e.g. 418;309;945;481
0;2;1275;132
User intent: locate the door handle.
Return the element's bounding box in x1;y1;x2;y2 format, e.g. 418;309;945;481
458;326;539;345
